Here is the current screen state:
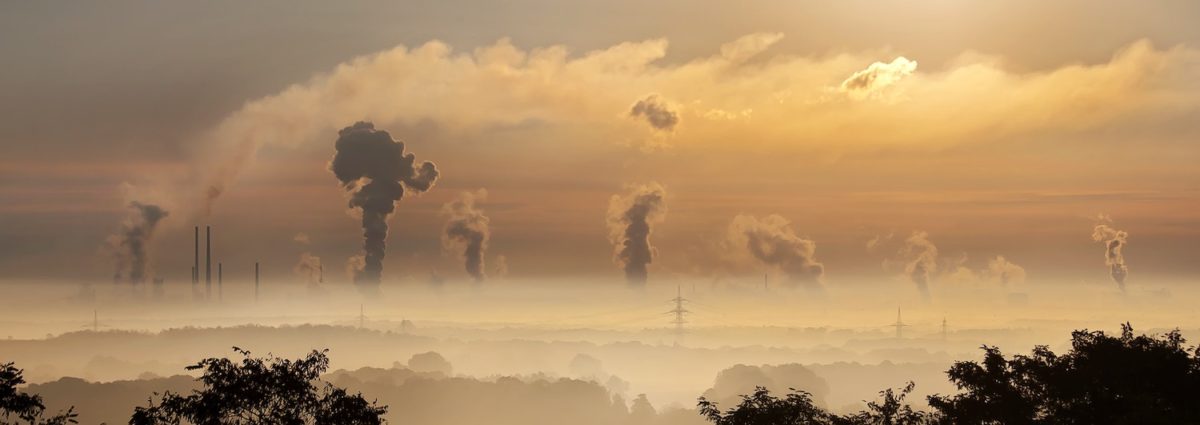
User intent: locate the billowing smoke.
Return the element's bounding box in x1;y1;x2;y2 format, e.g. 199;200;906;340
294;252;323;285
727;214;824;288
108;202;169;284
901;231;938;299
606;183;668;286
629;94;679;131
1092;218;1129;290
330;121;440;287
441;189;491;283
986;255;1027;286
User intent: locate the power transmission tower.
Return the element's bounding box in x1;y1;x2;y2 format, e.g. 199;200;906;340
892;306;907;339
667;285;689;336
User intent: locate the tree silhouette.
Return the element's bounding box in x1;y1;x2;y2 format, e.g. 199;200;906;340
928;323;1200;424
699;387;839;425
130;348;386;425
0;362;76;425
698;384;927;425
699;323;1200;424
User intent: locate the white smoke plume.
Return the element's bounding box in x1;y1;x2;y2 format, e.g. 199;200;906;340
1092;216;1129;290
986;255;1027;286
294;252;323;286
900;231;938;300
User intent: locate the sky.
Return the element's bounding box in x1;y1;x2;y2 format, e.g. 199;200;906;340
2;0;1199;289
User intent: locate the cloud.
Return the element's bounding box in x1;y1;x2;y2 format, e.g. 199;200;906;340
293;233;311;245
136;34;1196;219
727;214;824;288
629;94;680;131
441;189;491;283
607;183;668;286
840;57;918;98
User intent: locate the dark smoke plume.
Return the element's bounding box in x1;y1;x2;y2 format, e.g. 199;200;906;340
108;202;169;284
442;189;491;283
606;183;667;286
727;214;824;288
1092;218;1129;290
330;121;439;287
629;94;679;131
901;231;937;300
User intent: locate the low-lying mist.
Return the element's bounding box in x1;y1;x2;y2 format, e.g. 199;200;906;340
1;277;1196;423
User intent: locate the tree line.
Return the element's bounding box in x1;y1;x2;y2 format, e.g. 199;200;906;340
4;324;1199;424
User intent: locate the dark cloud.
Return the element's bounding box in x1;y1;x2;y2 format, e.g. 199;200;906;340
606;183;667;286
728;214;824;288
1092;217;1129;290
628;94;679;131
330;121;439;288
442;190;491;283
108;202;169;284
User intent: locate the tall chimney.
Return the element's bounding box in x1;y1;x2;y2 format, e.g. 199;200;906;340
205;225;212;298
193;226;199;285
218;262;223;301
254;261;260;302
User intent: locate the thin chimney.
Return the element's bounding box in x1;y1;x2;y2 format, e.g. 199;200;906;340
205;225;212;298
193;226;199;285
254;261;260;302
218;262;223;301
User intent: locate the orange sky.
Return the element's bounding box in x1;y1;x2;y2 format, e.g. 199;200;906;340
1;0;1198;290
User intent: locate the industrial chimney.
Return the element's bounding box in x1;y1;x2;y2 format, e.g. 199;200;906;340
193;226;199;285
254;261;260;302
205;225;212;299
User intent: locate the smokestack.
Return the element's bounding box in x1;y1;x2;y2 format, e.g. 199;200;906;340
193;226;199;285
254;261;260;302
205;225;212;298
218;262;223;301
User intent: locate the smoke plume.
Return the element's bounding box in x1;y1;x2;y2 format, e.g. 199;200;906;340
1092;218;1129;290
442;189;491;283
606;183;668;286
108;202;169;284
294;252;323;285
986;255;1027;286
901;231;938;299
727;214;824;288
629;94;679;131
330;121;440;287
